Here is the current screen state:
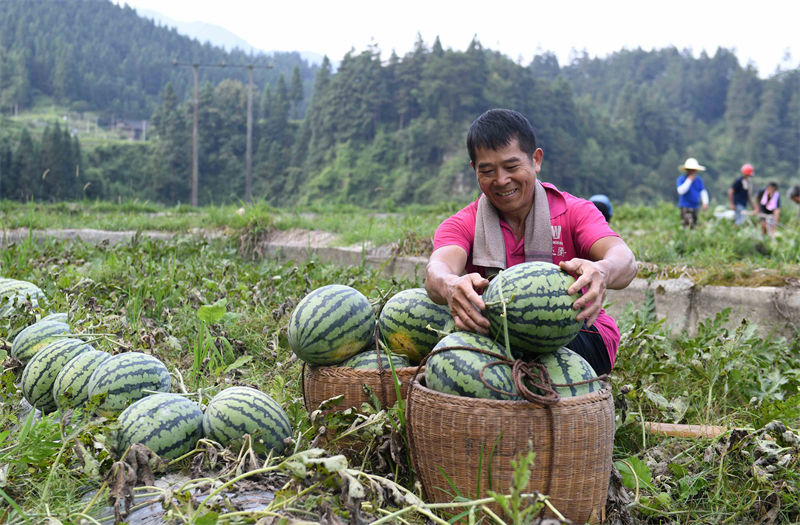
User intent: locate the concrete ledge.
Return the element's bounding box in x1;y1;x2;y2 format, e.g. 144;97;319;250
605;278;800;338
3;228;798;337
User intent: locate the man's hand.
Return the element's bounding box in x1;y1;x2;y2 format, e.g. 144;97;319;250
443;273;491;334
558;258;607;327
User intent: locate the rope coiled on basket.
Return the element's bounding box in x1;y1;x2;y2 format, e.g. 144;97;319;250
411;345;608;404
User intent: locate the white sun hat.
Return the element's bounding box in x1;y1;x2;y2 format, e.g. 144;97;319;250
679;157;706;172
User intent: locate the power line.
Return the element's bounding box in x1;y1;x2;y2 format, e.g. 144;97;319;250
172;60;273;205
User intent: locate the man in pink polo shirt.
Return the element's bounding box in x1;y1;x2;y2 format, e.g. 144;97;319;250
425;109;637;374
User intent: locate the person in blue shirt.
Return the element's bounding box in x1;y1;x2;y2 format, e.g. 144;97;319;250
676;157;709;229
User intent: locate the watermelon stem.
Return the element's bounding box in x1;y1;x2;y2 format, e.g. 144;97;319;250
380;342;406;429
494;272;514;361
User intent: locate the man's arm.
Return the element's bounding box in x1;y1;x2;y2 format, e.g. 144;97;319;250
559;236;638;327
425;245;491;334
676;175;693;195
728;187;735;209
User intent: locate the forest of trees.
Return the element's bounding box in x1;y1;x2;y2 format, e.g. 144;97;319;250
0;0;798;208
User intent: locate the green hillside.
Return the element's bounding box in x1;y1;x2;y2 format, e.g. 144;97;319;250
0;1;797;207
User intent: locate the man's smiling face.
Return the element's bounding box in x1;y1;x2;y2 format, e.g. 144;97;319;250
473;138;543;221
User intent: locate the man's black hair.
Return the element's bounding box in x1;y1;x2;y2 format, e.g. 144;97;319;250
466;109;537;164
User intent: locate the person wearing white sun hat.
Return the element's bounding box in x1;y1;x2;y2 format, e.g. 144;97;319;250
676;157;709;229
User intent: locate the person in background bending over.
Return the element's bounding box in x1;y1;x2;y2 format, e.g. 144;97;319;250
589;194;613;223
757;182;781;239
676;157;708;229
728;163;757;226
425;108;638;375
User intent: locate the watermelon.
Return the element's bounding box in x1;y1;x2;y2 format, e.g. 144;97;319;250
338;349;410;370
426;332;517;400
41;312;69;324
115;393;204;459
377;287;453;363
0;278;46;317
87;352;172;415
53;350;112;409
21;338;95;413
203;386;292;455
534;347;599;397
11;319;71;363
288;284;375;365
483;261;582;355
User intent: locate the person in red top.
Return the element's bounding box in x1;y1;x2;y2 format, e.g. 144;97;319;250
425;109;638;375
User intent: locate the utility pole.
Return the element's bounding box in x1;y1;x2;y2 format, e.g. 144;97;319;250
172;60;272;206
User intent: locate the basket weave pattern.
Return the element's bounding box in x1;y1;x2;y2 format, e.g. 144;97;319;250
302;364;420;413
406;376;614;524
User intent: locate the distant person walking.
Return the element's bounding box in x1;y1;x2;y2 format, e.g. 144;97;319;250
589;194;613;223
728;163;757;226
757;182;781;238
676;157;708;229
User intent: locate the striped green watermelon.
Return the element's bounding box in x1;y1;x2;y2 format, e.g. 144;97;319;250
11;319;71;363
203;386;292;455
21;338;95;413
377;288;453;363
115;393;204;459
53;350;112;409
483;262;582;356
41;312;69;324
338;349;410;370
534;347;598;397
288;284;375;365
0;278;46;317
426;332;517;400
87;352;172;415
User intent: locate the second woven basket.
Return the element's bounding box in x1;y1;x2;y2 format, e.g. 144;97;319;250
302;363;420;413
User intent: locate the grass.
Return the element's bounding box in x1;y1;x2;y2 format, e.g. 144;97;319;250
3;199;800;286
2;96;139;146
0;217;798;523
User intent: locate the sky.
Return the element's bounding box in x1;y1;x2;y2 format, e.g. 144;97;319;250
115;0;797;78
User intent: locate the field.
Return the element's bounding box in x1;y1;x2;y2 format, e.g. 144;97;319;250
1;200;799;524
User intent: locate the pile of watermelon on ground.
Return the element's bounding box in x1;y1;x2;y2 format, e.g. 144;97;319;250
2;260;601;518
2;277;292;463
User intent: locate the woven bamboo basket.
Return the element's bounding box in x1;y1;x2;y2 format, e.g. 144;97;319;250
406;375;615;524
302;363;421;413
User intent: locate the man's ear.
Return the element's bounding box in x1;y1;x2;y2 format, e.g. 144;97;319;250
470;161;475;170
532;148;543;172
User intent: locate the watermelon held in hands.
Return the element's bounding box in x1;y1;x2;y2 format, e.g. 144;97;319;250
114;393;204;460
11;319;71;363
288;284;375;365
483;261;582;356
534;347;599;398
203;386;293;455
21;338;95;413
377;287;453;363
87;352;172;415
425;332;518;400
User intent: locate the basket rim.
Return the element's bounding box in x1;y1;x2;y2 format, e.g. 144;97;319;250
408;374;612;408
304;364;422;378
